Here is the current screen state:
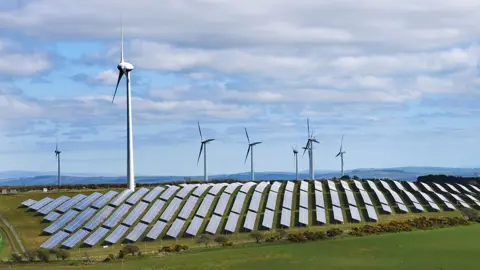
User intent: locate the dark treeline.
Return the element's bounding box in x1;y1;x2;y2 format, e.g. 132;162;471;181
417;174;480;186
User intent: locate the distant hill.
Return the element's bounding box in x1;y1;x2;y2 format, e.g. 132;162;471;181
0;167;479;186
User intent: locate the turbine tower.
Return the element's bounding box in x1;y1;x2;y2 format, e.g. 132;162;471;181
54;140;61;189
197;122;215;182
112;25;136;191
302;118;319;180
336;135;346;177
292;146;299;181
244;128;262;181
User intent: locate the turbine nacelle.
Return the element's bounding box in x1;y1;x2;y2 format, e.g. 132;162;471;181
249;141;262;146
202;139;215;144
117;62;134;72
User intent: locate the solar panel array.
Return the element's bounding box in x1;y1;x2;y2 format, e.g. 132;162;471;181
379;181;408;213
74;192;102;211
56;194;87;213
38;196;70;215
367;180;392;213
91;190;118;209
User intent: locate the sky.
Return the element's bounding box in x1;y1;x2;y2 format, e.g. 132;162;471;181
1;0;480;176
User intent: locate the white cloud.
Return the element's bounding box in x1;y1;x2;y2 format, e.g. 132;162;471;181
0;39;52;76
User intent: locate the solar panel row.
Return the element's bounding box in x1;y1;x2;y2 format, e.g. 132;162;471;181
195;194;215;217
208;183;227;195
44;211;61;222
176;185;197;199
332;206;344;223
64;207;97;233
282;191;293;209
146;220;167;240
280;208;291;227
160;186;180;200
327;180;337;191
205;214;222;234
299;191;309;208
213;193;231;216
110;189;133;207
285;181;295;192
141;200;165;224
44;209;79;234
240;182;256;193
314;181;323;191
74;192;102;211
122;201;149;226
160;197;182;221
248;192;263;212
91;190;118;209
84;227;109;246
392;181;405;191
262;209;274;229
126;187;149;205
349;205;361;222
315;190;324;208
177;196;199;219
298;207;308;225
186;216;204;236
353;180;364;191
21;199;36;207
433;183;448;193
167;219;186;238
330;190;341;207
359;190;373;205
300;181;309;192
315;206;326;224
345;190;357;206
57;194;87;213
84;205;115;231
126;223;148;242
406;181;419;191
255;181;270;193
62;229;89;249
194;184;212;196
41;231;69;249
38;196;70;215
30;197;53;211
224;212;239;233
445;183;460;193
105;225;129;244
270;181;282;193
265;190;278;210
143;186;165;203
420;182;434;192
103;204;131;228
457;183;473;194
244;211;256;231
230;192;246;214
340;180;350;191
365;204;378;221
469;184;480;193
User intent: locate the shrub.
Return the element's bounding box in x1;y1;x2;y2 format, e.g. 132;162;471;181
117;249;126;259
287;233;308;243
326;228;343;238
222;240;233;246
11;252;22;263
55;249;70;260
122;244;140;255
265;236;276;242
214;235;229;244
181;244;189;250
103;254;115;263
37;249;50;262
315;231;327;240
160;246;175;252
196;234;213;247
275;229;287;240
250;231;264;243
23;249;37;262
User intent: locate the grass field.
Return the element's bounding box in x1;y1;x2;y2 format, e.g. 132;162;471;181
6;224;480;269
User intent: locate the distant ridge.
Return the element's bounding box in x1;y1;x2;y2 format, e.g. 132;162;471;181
0;167;479;186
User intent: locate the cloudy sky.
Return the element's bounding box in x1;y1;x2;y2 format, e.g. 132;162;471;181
0;0;480;176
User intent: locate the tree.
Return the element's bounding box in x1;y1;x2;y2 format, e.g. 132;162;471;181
37;249;50;262
352;175;360;180
214;235;229;244
250;231;264;243
55;249;70;260
11;252;22;263
460;208;480;222
117;249;126;259
196;234;213;247
23;249;37;262
340;175;351;180
275;229;287;240
122;245;140;256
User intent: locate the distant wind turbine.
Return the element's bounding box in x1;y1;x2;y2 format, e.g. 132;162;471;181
197;122;215;182
302;118;319;180
336;135;346;177
244;128;262;181
54;139;61;189
292;146;299;181
112;23;136;191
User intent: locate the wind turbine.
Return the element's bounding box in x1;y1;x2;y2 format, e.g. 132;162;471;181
302;118;319;180
197;122;215;182
244;128;262;181
292;146;299;181
336;135;346;177
54;139;61;189
112;24;136;191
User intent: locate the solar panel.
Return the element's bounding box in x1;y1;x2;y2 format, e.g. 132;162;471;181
393;181;406;191
433;183;448;193
126;187;149;205
380;180;391;190
213;193;232;216
299;191;309;208
30;197;53;211
365;205;378;221
340;180;350;191
105;225;129;244
185;216;204;236
160;185;180;201
285;181;295;192
205;214;222;234
91;190;118;209
265;191;278;210
43;209;79;234
345;190;357;206
240;182;256;194
142;186;165;203
435;193;450;202
450;193;464;203
280;208;291;227
466;194;480;205
330;190;341;207
314;181;323;191
282;191;293;209
21;199;36;207
176;185;197;199
327;180;337;191
332;206;344;223
125;223;148;242
387;190;404;204
44;211;61;222
420;182;434;192
353;180;364;191
194;184;213;196
84;206;115;231
244;211;257;230
74;192;102;211
413;202;425;212
208;183;227;196
248;192;263;212
359;190;373;205
398;203;409;213
444;201;456;210
406;181;419;191
159;197;182;221
458;200;471;209
83;227;109;246
40;231;69;249
110;189;133;207
457;183;473;193
224;212;239;233
270;182;282;193
166;218;186;238
262;209;274;229
371;188;389;205
426;200;441;211
122;202;149;226
367;180;378;191
381;203;392;213
141;200;166;224
255;181;270;193
300;181;309;192
64;207;97;233
103;204;131;228
445;183;460;193
177;196;199;220
404;191;419;203
315;190;324;207
469;184;480;193
145;220;167;240
299;207;308;225
230;192;247;214
419;191;434;203
38;196;70;215
56;194;87;213
315;206;326;224
62;229;89;249
195;194;215;217
349;205;361;222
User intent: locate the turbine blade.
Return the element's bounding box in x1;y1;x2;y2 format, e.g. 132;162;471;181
340;134;344;152
197;143;203;165
244;146;251;164
112;70;124;103
302;146;308;157
244;127;250;144
197;121;203;141
336;152;341;157
120;17;124;63
307;118;310;138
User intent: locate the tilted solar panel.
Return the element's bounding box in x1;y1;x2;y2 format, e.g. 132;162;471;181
406;181;419;191
38;196;70;215
432;183;447;193
84;206;115;231
285;181;295;192
280;208;291;227
254;181;270;193
332;206;344;223
141;200;165;224
426;200;441;211
445;183;460;193
240;182;256;194
91;190;118;209
83;227;109;246
177;196;199;220
125;223;148;242
330;190;341;207
160;185;180;201
230;192;246;214
21;199;36;207
419;191;434;203
300;181;309;192
457;183;473;193
40;231;69;249
469;184;480;193
458;200;471;209
44;211;61;222
270;181;282;193
345;190;357;206
109;189;133;207
213;192;232;216
208;183;227;196
387;189;404;204
185;216;204;236
224;212;239;233
145;220;167;240
299;191;309;208
365;204;378;221
381;203;392;213
64;207;97;233
315;190;324;208
176;185;197;199
43;209;79;234
315;206;326;224
142;186;165;203
265;191;278;211
166;218;186;238
243;211;257;231
392;181;405;191
398;203;409;213
62;229;89;249
465;195;480;207
413;202;425;212
366;180;378;191
314;181;323;191
450;193;464;203
122;201;149;226
262;209;274;229
195;194;215;218
404;191;419;203
327;180;337;191
380;180;391;190
444;201;456;210
434;192;449;202
74;192;102;211
353;180;364;191
248;191;263;212
193;184;212;196
359;190;373;205
371;188;389;205
103;204;131;228
205;214;222;234
159;197;182;222
340;180;351;191
104;225;129;244
349;205;361;222
298;207;308;225
420;182;434;192
126;187;149;205
282;191;293;209
56;194;87;213
30;197;53;211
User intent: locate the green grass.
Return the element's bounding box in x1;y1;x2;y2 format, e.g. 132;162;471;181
8;224;480;269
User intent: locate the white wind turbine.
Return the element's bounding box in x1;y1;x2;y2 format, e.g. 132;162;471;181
336;135;346;177
112;25;136;191
302;118;319;180
244;128;262;181
54;139;61;189
197;122;215;182
292;146;299;181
